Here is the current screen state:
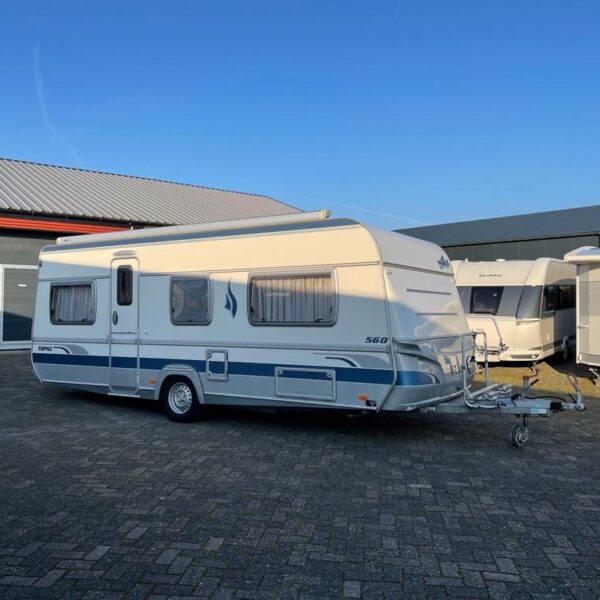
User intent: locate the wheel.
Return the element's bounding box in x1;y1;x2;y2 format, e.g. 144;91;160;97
161;378;203;422
556;341;570;364
509;424;529;447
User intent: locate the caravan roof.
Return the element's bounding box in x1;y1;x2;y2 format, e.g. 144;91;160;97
42;210;453;277
452;258;569;286
564;246;600;264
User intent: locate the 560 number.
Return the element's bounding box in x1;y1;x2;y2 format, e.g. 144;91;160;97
364;336;389;344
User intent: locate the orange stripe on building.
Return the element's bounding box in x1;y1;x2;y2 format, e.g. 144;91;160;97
0;216;129;234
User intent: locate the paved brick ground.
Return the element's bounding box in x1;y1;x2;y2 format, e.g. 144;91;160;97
1;352;600;599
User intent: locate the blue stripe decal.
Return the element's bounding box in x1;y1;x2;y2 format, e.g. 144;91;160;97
396;371;438;385
111;356;138;369
33;353;109;367
32;353;440;386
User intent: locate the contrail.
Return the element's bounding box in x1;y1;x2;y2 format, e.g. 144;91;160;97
323;199;428;227
394;0;404;19
33;41;83;165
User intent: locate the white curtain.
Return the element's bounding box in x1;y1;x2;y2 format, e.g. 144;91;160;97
251;275;333;323
52;285;94;323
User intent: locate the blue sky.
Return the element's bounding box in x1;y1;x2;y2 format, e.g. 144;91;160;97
1;1;599;229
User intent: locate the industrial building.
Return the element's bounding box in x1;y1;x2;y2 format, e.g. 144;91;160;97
398;205;600;262
0;158;298;349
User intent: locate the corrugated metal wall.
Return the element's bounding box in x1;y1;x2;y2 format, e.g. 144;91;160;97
2;268;37;342
0;231;56;265
445;234;600;261
0;231;52;347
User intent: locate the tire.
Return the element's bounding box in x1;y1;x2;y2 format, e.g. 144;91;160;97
161;377;203;423
556;340;570;364
509;424;529;447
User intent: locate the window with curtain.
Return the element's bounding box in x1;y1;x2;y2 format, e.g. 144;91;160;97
171;277;210;324
50;283;95;324
249;274;335;325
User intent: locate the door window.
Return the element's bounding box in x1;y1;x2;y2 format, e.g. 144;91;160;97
117;266;133;305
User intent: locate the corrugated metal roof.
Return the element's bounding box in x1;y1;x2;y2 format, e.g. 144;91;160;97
397;204;600;246
0;158;299;225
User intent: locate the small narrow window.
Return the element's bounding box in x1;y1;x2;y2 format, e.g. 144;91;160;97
117;266;133;306
542;285;556;313
171;277;210;324
249;274;335;325
50;283;95;324
470;287;503;315
456;286;471;314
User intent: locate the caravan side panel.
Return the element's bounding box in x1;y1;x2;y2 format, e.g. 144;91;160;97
32;274;111;390
577;264;600;366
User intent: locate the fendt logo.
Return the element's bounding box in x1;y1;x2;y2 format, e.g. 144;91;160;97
224;279;238;317
437;255;450;270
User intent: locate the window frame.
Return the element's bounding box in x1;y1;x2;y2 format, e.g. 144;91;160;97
515;285;543;320
169;275;212;326
247;270;338;327
542;285;556;315
469;286;504;316
556;284;576;311
116;265;133;306
49;280;97;326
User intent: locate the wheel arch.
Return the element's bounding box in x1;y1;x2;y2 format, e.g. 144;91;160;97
155;365;205;403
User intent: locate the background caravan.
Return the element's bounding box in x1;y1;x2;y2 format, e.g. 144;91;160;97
564;246;600;384
452;258;576;363
32;211;475;421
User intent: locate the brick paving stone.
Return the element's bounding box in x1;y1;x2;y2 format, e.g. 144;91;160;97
34;568;66;588
0;575;37;586
154;549;180;565
205;538;224;552
343;579;361;598
85;546;112;562
0;353;600;598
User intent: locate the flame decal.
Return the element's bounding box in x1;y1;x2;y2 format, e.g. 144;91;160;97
225;279;238;317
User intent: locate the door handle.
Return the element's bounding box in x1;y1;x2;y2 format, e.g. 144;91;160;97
112;311;119;325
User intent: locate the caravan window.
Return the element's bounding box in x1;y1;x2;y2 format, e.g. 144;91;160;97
557;285;576;310
170;277;210;324
249;274;335;325
50;283;95;324
457;286;471;314
117;266;133;306
542;285;555;313
516;286;543;319
470;287;503;315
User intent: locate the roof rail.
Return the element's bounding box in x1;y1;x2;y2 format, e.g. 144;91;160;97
57;209;331;245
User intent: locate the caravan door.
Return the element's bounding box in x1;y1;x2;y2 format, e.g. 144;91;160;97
109;258;139;394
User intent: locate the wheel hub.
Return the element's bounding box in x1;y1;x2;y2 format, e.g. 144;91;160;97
168;383;193;414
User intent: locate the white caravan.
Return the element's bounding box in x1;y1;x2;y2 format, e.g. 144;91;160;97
452;259;576;363
564;247;600;382
32;211;475;421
